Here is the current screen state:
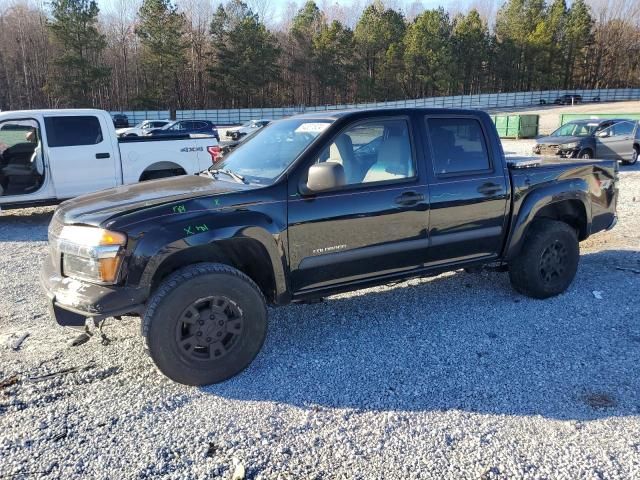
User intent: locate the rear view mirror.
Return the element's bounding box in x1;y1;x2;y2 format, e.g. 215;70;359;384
302;162;346;194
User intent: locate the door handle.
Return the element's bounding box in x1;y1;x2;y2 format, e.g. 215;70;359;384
394;191;425;206
477;183;502;195
96;152;110;159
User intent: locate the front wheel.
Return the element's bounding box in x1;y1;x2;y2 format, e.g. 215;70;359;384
143;263;267;385
509;219;579;299
624;147;639;165
577;149;592;159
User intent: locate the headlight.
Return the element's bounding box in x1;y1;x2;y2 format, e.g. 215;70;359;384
560;142;579;149
58;226;127;284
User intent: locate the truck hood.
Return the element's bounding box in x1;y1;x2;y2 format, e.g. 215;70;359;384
536;135;588;145
55;174;249;226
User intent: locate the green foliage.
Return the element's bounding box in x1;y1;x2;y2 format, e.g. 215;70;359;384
404;8;452;97
208;1;280;107
47;0;109;107
451;10;490;94
135;0;187;109
354;0;406;100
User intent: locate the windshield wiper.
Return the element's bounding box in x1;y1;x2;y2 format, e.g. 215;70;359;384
207;167;247;184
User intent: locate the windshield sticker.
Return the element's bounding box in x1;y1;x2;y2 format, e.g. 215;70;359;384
295;123;330;134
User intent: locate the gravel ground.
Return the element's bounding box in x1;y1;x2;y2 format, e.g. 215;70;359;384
1;160;639;479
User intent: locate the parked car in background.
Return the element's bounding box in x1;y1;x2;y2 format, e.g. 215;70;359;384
112;113;129;128
0;109;219;209
554;94;582;105
41;108;618;385
225;119;271;140
533;118;639;164
218;127;263;159
116;120;170;137
146;120;220;141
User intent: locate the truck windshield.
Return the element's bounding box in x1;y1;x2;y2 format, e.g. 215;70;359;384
551;122;598;137
215;119;332;184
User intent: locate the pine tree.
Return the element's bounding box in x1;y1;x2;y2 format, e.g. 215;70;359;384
135;0;187;109
47;0;109;107
403;8;452;98
208;1;280;107
354;0;406;101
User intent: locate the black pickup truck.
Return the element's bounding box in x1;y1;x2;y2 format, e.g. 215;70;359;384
41;108;619;385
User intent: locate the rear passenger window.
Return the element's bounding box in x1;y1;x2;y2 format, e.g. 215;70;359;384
426;117;491;175
45;116;103;147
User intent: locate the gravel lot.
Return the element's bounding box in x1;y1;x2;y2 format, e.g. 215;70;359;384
1;160;639;479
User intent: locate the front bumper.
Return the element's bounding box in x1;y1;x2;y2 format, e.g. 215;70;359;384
533;146;579;158
40;260;147;327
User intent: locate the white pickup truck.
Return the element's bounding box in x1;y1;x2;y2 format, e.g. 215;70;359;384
0;109;220;209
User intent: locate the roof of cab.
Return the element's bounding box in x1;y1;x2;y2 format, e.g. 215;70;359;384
288;107;487;121
0;108;107;117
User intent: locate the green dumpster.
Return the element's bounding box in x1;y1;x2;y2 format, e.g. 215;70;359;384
491;114;539;139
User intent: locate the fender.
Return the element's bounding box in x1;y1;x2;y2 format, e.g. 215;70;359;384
122;203;289;304
504;178;591;260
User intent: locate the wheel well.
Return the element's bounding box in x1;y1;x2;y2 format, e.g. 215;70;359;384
150;240;277;303
579;147;593;155
139;162;186;181
534;200;587;240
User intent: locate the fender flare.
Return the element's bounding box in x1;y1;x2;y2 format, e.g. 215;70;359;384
130;213;289;304
504;179;591;261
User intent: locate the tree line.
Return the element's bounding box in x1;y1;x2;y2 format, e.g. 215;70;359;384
0;0;639;112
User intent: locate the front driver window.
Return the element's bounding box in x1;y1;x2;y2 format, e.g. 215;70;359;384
316;119;415;186
0;119;45;196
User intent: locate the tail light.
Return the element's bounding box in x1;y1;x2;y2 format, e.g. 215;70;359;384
207;145;221;163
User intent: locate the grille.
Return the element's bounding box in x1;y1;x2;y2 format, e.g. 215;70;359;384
539;144;559;155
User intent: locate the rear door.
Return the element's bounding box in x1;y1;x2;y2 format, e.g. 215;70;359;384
43;114;118;198
422;115;509;265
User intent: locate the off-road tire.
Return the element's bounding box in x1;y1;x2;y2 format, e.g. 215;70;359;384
143;263;267;385
509;219;579;299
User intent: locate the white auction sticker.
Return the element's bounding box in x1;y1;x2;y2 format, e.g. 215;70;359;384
295;122;330;133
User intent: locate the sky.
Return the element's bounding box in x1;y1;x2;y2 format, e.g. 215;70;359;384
94;0;464;28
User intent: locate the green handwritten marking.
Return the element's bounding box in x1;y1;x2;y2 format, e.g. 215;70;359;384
213;199;220;206
173;204;187;214
195;224;209;232
184;226;194;235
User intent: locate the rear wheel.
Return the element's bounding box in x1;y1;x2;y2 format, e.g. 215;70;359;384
624;146;639;165
509;219;579;299
143;263;267;385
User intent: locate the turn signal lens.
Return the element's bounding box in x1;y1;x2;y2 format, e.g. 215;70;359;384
98;257;122;283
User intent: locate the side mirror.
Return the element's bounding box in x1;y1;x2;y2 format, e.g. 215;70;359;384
302;162;346;194
597;130;609;138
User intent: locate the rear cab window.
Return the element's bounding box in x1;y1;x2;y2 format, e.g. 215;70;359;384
425;117;492;176
44;116;103;147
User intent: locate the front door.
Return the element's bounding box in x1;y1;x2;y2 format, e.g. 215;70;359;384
43;114;119;198
0;117;51;202
422;115;509;265
287;116;430;293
